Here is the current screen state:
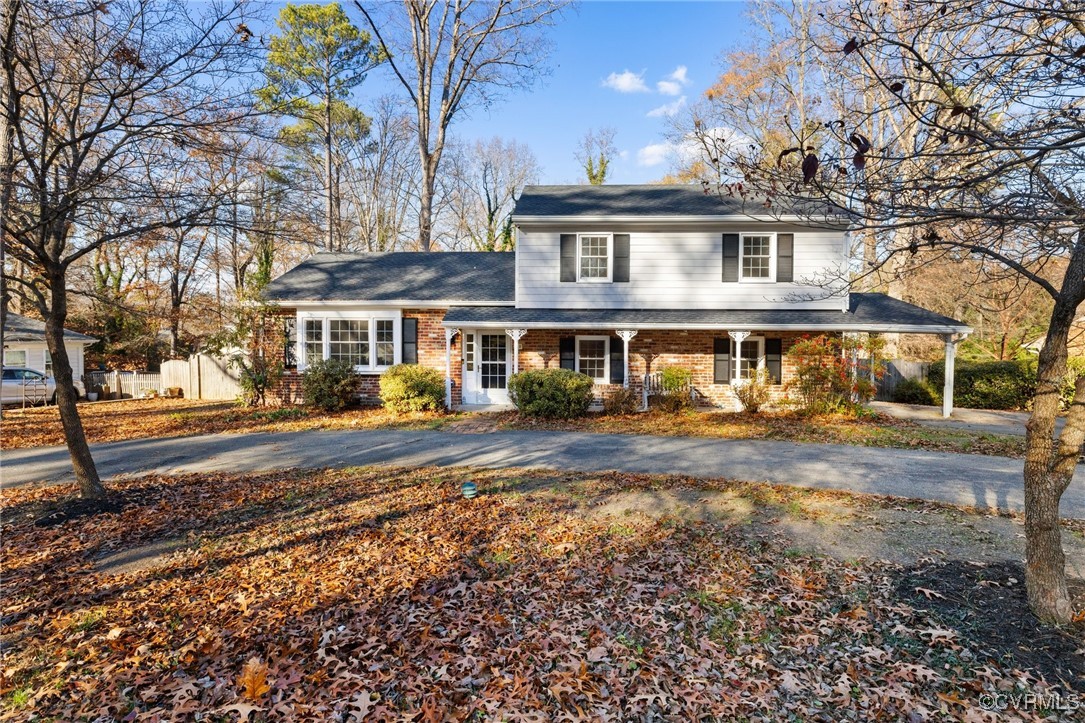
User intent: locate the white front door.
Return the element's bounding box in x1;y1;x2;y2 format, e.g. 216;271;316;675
461;330;510;405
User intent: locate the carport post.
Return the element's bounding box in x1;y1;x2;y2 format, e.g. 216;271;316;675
942;334;956;418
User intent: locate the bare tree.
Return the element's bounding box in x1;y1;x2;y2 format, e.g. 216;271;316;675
354;0;568;251
691;0;1085;622
0;0;261;499
575;127;616;185
445;136;539;250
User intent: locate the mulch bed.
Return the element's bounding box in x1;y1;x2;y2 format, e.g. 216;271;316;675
895;560;1085;692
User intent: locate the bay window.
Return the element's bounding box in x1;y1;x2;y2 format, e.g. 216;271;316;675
297;313;400;372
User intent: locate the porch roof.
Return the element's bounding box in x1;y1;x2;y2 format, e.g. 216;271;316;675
442;293;971;335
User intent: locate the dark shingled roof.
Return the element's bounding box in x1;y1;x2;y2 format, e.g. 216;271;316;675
265;252;515;303
3;312;97;343
442;293;970;333
513;184;849;221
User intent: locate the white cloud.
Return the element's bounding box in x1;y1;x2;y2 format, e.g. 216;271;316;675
636;142;674;167
618;149;630;160
646;96;687;118
656;65;689;96
602;69;649;93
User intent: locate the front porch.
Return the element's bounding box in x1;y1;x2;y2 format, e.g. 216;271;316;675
441;295;972;416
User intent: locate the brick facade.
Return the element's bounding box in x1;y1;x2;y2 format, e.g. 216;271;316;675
271;305;815;410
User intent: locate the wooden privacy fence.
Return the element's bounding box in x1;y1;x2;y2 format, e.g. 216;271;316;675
160;354;241;401
85;371;161;399
875;359;931;401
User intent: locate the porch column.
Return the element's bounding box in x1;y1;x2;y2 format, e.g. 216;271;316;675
942;333;956;418
505;329;527;374
616;329;638;388
444;328;460;409
727;331;750;412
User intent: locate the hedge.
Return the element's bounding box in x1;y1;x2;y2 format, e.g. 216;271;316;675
928;359;1035;411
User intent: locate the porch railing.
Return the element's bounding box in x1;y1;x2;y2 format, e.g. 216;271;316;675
641;371;695;411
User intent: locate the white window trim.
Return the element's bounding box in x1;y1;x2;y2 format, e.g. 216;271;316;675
732;335;766;384
576;233;613;283
295;309;402;373
575;335;610;383
738;232;776;283
3;349;27;367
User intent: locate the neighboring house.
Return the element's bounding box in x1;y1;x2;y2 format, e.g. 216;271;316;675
266;185;971;416
1024;317;1085;357
2;312;95;383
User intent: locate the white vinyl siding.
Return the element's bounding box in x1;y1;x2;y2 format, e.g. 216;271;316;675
516;226;846;309
2;343;86;380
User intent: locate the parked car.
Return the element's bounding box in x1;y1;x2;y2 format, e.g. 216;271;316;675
1;367;55;404
1;367;86;405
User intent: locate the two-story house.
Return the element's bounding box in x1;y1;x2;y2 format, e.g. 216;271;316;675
265;185;971;415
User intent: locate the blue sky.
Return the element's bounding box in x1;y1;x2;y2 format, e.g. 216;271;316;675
345;1;750;184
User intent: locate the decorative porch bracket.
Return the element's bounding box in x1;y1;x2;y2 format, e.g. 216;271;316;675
941;331;971;418
616;330;638;389
505;329;527;374
444;328;460;409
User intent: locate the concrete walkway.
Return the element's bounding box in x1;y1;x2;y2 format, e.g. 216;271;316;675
3;428;1083;519
870;401;1066;438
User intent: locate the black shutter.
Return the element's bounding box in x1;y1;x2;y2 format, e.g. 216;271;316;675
613;234;630;282
283;318;297;368
713;337;733;383
560;234;577;282
777;233;794;282
722;233;739;282
560;336;576;370
609;335;624;384
765;338;783;384
402;318;418;364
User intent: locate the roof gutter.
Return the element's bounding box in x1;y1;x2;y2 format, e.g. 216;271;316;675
440;319;971;335
512;214;852;227
266;299;514;308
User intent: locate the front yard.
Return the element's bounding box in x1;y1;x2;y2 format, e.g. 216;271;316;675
1;468;1081;719
0;398;1027;458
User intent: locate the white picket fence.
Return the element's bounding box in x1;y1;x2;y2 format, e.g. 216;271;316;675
84;371;162;399
160;354;241;401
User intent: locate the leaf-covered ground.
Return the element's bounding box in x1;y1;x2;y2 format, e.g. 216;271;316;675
0;399;455;450
2;467;1079;721
0;399;1025;458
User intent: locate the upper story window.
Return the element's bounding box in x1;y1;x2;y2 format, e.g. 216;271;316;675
740;233;775;282
578;234;612;282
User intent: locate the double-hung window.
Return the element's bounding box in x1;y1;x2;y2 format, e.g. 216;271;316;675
578;234;612;281
304;320;323;366
575;336;609;383
329;320;369;366
740;233;775;282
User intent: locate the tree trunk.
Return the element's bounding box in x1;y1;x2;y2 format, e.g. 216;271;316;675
1022;294;1079;623
45;271;107;499
324;90;334;253
418;158;434;252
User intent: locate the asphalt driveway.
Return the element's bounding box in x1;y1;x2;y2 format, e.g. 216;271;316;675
4;429;1084;519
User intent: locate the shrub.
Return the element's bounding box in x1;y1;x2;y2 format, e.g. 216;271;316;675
507;368;594;418
734;368;772;413
301;358;358;411
928;359;1034;410
653;391;694;413
659;366;693;393
1061;357;1085;410
892;377;940;406
231;352;283;408
786;334;884;416
602;386;640;415
380;364;445;413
